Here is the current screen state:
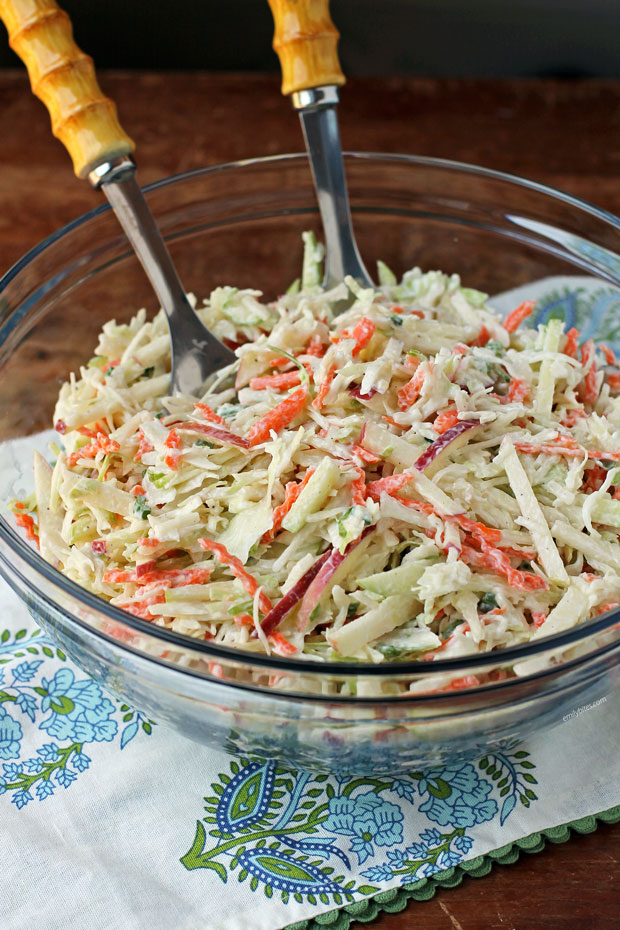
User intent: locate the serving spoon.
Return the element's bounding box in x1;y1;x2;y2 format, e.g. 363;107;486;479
266;0;373;295
0;0;236;396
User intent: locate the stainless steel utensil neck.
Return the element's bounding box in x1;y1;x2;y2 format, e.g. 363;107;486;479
292;85;372;293
89;158;236;395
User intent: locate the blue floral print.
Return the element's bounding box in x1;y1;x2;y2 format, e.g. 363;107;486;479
414;763;498;827
0;624;154;806
0;707;22;759
181;741;539;903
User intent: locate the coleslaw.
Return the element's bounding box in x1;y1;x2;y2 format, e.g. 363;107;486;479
12;233;620;687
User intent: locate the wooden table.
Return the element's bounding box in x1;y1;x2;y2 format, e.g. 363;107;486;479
1;72;619;929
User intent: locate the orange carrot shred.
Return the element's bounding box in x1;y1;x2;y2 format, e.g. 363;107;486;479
563;327;580;358
398;363;429;411
434;407;459;434
165;428;182;449
262;468;316;543
198;538;273;614
194;402;228;427
579;339;599;405
600;344;616;366
305;334;326;357
350;466;367;506
67;432;120;467
313;365;336;410
247;386;308;446
507;378;529;403
332;317;376;356
15;513;39;547
503;299;535;334
250;370;303;391
269;631;298;655
351;443;381;464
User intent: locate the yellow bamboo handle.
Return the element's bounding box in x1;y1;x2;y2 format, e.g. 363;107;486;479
0;0;135;178
266;0;345;96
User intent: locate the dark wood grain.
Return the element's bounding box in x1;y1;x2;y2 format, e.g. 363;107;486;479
1;72;619;928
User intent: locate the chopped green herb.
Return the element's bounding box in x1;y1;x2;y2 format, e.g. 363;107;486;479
133;495;151;519
478;592;499;613
346;602;359;619
196;439;215;448
486;340;504;357
390;314;403;326
441;617;466;638
142;366;154;378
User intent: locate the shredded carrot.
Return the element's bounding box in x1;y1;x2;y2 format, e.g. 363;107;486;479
194;402;228;427
433;407;459;435
13;501;26;510
600;344;616;366
165;453;179;470
332;316;376;357
503;299;535;334
119;591;166;619
595;602;620;615
198;538;273;613
450;513;502;547
15;513;39;546
462;544;548;591
165;428;182;449
507;378;529;403
404;353;421;372
469;325;490;348
67;431;120;466
579;339;599;405
563;327;580;358
262;468;316;543
515;439;620;462
131;484;145;497
313;364;336;410
367;472;415;500
398;363;429;410
607;372;620;392
583;464;607;493
250;370;303;391
233;613;255;627
77;426;98;439
305;334;325;357
452;343;470;356
137;537;160;548
351;443;381;464
350;466;367;506
104;567;210;587
269;631;298;655
562;408;586;427
133;428;154;463
247;386;308;446
382;415;405;429
440;675;481;691
531;611;547;628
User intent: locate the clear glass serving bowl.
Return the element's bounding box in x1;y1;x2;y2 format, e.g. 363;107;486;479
2;153;620;775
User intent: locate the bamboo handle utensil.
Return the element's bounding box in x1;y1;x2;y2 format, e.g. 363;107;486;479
0;0;235;394
266;0;372;294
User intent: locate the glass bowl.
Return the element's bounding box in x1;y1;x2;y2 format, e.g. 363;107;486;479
2;153;620;775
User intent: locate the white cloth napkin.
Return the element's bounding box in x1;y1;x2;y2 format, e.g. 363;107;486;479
1;577;619;930
2;276;620;930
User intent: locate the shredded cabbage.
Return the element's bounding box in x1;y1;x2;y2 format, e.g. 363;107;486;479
12;238;620;694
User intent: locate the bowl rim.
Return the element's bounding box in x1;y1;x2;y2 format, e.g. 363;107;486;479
3;150;620;688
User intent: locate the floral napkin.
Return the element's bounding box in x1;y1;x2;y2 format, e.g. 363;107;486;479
2;276;620;930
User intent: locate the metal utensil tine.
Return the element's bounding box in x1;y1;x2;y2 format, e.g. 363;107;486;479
295;87;373;291
100;163;236;395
